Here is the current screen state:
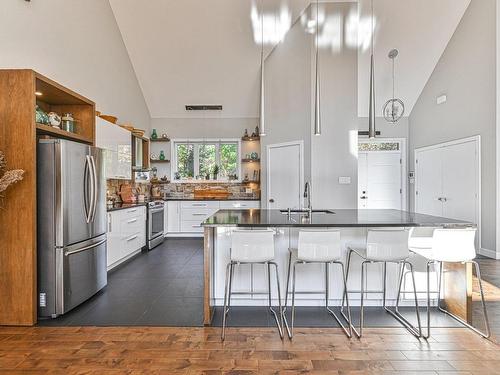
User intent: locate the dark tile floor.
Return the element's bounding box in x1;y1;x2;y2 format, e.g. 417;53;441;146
38;238;496;329
38;238;204;327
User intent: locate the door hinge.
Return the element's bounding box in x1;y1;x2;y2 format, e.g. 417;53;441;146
400;158;402;164
400;188;402;194
416;190;419;195
416;159;418;164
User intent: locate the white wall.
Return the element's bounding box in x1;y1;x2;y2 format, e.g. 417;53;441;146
409;0;496;253
261;7;313;206
0;0;149;128
312;2;359;209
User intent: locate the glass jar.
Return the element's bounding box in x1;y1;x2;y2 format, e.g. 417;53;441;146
151;129;158;140
61;113;75;133
159;150;165;160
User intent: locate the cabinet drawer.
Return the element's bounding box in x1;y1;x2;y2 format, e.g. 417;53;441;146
180;220;204;233
123;232;145;254
219;201;260;209
120;215;144;237
181;201;219;209
181;207;217;222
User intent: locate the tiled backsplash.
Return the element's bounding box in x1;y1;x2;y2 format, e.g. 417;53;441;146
106;179;259;202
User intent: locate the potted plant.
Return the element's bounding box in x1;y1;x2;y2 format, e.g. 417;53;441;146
212;165;220;180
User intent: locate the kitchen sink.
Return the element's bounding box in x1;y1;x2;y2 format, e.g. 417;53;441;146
279;209;335;215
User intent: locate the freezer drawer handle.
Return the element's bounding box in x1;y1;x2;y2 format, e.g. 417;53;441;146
64;239;107;257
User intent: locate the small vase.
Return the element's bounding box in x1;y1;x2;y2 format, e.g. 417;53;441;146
159;150;165;160
151;129;158;140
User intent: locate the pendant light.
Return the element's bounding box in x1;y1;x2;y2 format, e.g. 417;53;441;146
383;48;405;123
259;0;266;137
368;0;376;139
314;0;321;136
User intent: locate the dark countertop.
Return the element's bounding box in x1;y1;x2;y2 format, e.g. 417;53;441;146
107;202;148;212
163;197;260;201
202;209;473;228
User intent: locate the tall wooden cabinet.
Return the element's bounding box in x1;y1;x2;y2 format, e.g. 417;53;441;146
0;69;95;325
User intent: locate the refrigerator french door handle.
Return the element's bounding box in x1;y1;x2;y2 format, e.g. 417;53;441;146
64;238;107;257
89;155;98;222
84;155;92;223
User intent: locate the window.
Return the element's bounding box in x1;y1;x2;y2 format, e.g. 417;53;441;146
172;139;241;181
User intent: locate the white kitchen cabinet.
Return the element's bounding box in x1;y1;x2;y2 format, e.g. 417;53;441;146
96;117;132;180
165;200;260;237
107;206;146;270
167;201;181;233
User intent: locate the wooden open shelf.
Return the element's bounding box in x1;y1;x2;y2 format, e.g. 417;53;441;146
242;158;260;163
36;123;93;144
241;136;260;142
150;138;170;142
35;72;95;145
150;159;170;163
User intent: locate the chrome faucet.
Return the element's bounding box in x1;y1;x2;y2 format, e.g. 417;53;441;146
304;182;312;215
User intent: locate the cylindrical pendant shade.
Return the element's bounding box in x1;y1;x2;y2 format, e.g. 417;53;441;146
259;51;266;136
314;49;321;136
368;54;376;139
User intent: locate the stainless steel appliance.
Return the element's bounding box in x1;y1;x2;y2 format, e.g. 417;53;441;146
37;139;107;318
147;201;164;249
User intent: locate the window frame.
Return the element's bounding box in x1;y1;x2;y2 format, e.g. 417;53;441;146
171;138;241;183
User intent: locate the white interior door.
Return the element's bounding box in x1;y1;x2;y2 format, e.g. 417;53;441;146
415;147;443;216
358;151;402;209
267;142;303;209
441;140;478;224
415;137;480;246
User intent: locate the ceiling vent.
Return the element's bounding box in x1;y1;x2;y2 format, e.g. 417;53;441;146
185;105;223;111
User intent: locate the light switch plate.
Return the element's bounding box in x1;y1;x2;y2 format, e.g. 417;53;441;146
338;176;351;185
437;94;447;105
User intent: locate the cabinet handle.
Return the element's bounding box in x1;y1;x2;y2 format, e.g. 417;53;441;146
127;209;138;213
192;203;207;207
192;213;207;216
127;218;138;223
108;215;112;232
126;235;138;242
192;224;202;228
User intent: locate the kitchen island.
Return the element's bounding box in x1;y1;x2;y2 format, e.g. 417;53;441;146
202;209;474;326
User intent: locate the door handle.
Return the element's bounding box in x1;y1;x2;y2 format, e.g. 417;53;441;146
84;155;92;223
64;239;106;256
89;155;98;222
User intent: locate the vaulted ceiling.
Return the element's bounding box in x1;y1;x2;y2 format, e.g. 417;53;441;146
109;0;471;119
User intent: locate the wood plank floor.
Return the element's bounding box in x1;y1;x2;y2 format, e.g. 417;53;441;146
0;326;498;374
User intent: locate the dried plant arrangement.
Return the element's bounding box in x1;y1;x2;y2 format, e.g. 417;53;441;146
0;151;24;205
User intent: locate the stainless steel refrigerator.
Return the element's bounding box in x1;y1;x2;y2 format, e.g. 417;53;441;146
37;139;107;318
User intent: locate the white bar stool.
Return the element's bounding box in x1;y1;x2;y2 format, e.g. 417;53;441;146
342;229;422;338
221;229;284;341
421;228;490;339
283;230;353;339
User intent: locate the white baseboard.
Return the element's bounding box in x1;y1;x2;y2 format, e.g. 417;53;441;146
479;248;500;259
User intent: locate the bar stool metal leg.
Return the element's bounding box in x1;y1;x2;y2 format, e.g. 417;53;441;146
425;260;491;339
383;261;422;338
283;251;293;338
221;262;233;340
341;249;360;338
291;261;299;338
326;261;353;338
267;262;284;339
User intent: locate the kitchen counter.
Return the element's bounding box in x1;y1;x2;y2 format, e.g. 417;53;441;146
202;209;472;228
106;202;148;212
201;208;473;326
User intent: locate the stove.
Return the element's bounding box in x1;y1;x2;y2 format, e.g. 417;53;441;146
147;201;165;250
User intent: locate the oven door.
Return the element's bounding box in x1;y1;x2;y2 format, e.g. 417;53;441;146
148;205;164;240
